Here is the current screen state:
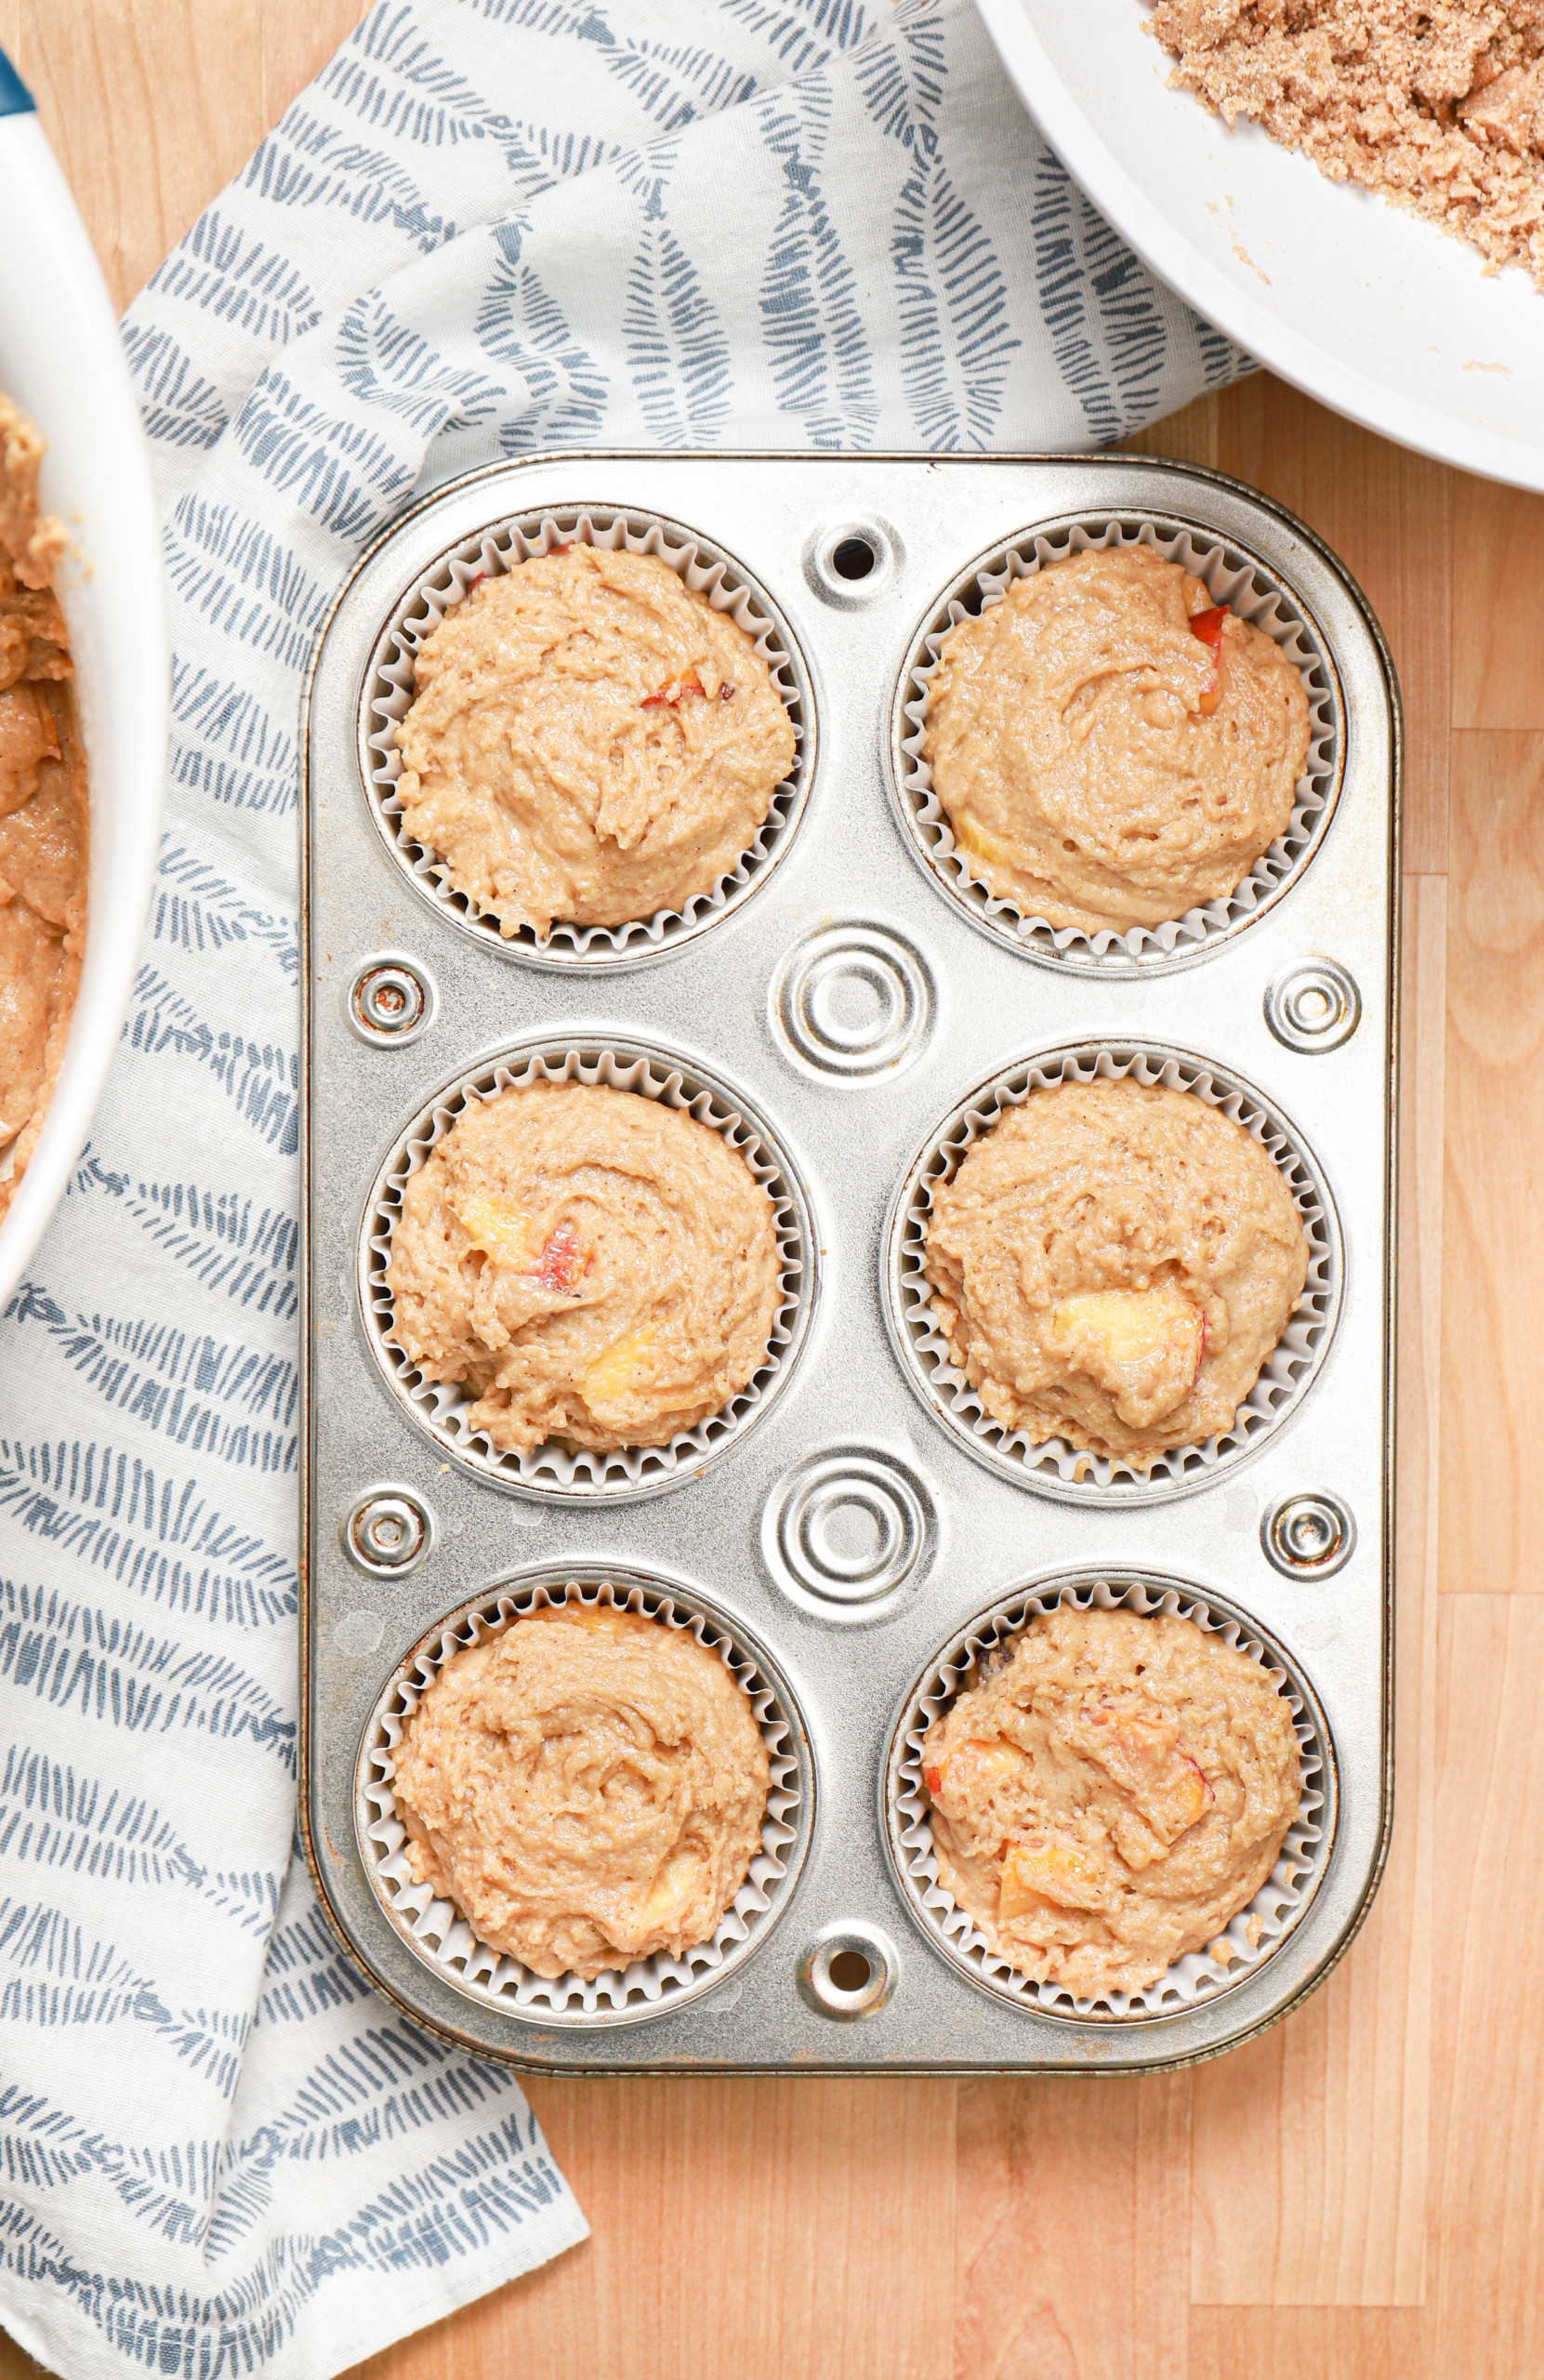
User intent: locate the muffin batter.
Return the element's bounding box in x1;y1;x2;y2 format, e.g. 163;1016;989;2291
922;1077;1309;1463
922;1605;1301;1999
920;546;1310;933
392;1602;772;1980
0;396;86;1222
393;543;797;938
386;1080;783;1454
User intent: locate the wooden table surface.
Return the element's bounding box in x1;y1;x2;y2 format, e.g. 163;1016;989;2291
2;4;1537;2374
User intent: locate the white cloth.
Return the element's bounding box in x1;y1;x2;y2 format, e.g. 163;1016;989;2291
0;4;1248;2374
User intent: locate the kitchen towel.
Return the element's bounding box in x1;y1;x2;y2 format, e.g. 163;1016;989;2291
0;4;1249;2375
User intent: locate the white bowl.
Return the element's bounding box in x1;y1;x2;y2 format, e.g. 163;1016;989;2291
975;0;1544;490
0;103;167;1306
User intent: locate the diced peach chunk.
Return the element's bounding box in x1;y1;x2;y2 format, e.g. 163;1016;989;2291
530;1221;589;1295
1082;1707;1214;1844
1048;1284;1206;1427
641;1851;699;1926
926;1738;1022;1810
1051;1285;1204;1370
954;814;1021;878
999;1832;1110;1919
1189;603;1228;716
641;668;705;709
452;1198;590;1294
451;1190;533;1269
582;1326;655;1419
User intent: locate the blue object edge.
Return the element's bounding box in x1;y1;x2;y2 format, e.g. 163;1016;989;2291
0;46;33;117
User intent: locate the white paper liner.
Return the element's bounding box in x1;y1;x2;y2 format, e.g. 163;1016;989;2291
360;506;812;966
359;1037;815;1500
891;513;1343;972
882;1040;1341;1502
358;1570;810;2025
884;1571;1333;2021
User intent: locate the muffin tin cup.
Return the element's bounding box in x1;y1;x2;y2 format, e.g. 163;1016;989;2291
357;1567;812;2028
881;1038;1342;1504
362;506;813;969
358;1034;817;1501
882;1569;1335;2022
890;512;1344;974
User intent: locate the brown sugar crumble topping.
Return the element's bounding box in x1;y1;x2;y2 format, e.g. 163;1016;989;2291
1147;2;1544;289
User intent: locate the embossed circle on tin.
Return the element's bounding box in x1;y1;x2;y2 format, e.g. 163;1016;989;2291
1262;1491;1357;1579
1264;959;1362;1054
346;953;436;1047
360;508;813;970
881;1041;1342;1503
342;1486;435;1577
357;1568;812;2028
771;923;933;1082
360;1037;816;1501
890;514;1344;973
762;1447;934;1615
883;1570;1335;2022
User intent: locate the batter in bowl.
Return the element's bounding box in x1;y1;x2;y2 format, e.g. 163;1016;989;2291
921;1076;1309;1464
922;1604;1301;2000
0;395;86;1221
391;1602;772;1981
392;541;797;938
385;1079;784;1455
920;545;1311;934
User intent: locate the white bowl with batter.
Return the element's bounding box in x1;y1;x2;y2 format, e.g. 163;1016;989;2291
975;0;1544;489
0;71;167;1307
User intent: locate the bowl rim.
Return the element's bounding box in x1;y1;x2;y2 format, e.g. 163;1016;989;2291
974;0;1544;494
0;114;168;1308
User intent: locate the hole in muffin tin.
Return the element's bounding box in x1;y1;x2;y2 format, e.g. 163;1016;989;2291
357;1568;812;2027
1265;959;1362;1055
1262;1491;1357;1580
881;1040;1342;1503
883;1570;1335;2022
359;508;814;970
346;952;437;1048
796;1922;899;2018
342;1485;435;1577
358;1036;817;1501
804;518;899;609
889;514;1345;973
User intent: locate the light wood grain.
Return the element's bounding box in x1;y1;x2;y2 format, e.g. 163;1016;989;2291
348;2080;958;2380
1187;2307;1430;2380
1452;478;1544;731
262;0;370;127
5;3;1542;2376
1440;732;1544;1591
13;1;266;311
955;2074;1192;2379
1429;1599;1544;2373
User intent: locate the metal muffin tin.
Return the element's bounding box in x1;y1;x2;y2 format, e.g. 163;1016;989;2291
300;454;1398;2075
